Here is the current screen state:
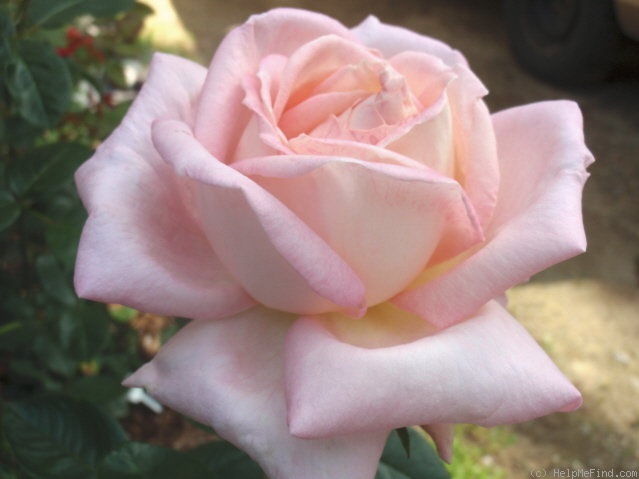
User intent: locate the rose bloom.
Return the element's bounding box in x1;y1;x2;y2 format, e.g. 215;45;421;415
74;8;592;479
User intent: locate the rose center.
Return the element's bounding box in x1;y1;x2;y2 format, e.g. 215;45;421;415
306;64;421;145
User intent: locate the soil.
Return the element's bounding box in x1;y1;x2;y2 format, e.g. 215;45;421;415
138;0;639;476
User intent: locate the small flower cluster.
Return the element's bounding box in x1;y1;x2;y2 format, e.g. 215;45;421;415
56;26;105;62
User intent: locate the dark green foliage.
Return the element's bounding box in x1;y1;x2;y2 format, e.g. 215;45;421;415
99;442;212;479
376;428;450;479
6;142;92;195
1;395;449;479
0;189;20;230
27;0;136;29
0;0;150;459
2;396;127;479
186;440;266;478
5;40;73;128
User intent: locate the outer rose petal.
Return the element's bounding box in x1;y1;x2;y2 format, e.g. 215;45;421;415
194;8;356;160
285;300;582;439
122;308;388;479
152;119;367;316
393;101;593;328
351;15;468;68
74;54;255;320
422;423;454;464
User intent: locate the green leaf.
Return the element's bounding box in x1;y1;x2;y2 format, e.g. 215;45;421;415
4;58;45;125
78;0;136;18
59;301;111;362
43;190;86;222
0;464;18;479
99;442;211;479
64;376;126;410
396;427;411;458
46;217;84;270
5;40;72;128
35;253;77;306
1;116;45;148
105;61;128;89
115;2;154;42
68;383;129;420
32;332;77;379
28;0;135;29
185;440;264;478
376;428;449;479
7;142;91;196
0;190;20;231
0;6;15;61
2;395;127;479
6;358;62;391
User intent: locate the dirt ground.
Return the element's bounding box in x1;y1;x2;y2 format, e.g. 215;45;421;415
140;0;639;476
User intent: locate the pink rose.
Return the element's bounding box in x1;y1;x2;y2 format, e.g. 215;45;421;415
74;8;592;479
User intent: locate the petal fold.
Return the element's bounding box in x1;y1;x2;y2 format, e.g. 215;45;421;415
285;300;582;438
74;53;255;320
393;101;593;328
422;423;454;463
446;65;499;228
234;155;482;305
123;308;388;479
152;119;366;316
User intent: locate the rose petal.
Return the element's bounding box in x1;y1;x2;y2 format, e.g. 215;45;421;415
280;58;384;138
307;63;446;150
74;54;255;320
289;135;427;169
123;307;388;479
280;90;370;140
234;55;290;161
422;423;454;463
285;300;582;438
195;8;355;160
381;51;459;176
384;97;455;176
232;55;289;163
96;53;204;165
393;101;592;328
446;64;500;228
232;108;284;162
352;15;468;68
152;119;367;316
273;34;381;122
234;155;482;305
389;51;455;107
388;51;500;226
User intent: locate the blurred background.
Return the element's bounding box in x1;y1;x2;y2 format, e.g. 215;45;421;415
1;0;638;478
